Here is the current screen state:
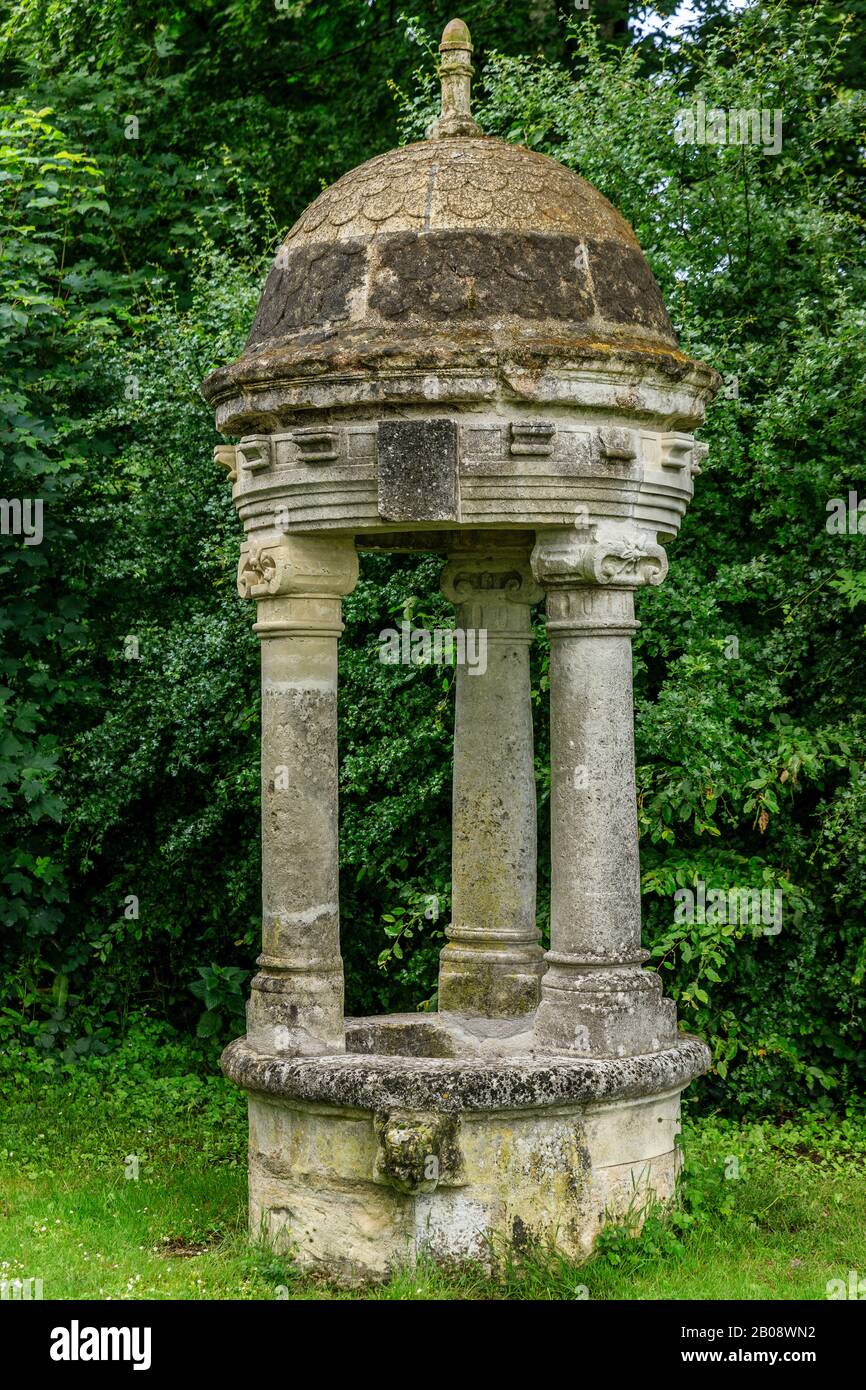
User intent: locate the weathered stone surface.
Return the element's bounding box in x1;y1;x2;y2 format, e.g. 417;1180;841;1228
204;109;690;409
587;238;675;336
345;1011;535;1057
222;1032;710;1113
244;535;359;1057
370;230;595;322
247;242;366;347
377;417;458;522
373;1110;464;1194
529;547;676;1057
203;341;719;439
438;548;544;1016
243;1078;693;1279
270;136;643;255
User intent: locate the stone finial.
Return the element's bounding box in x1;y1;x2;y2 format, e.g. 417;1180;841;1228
428;18;482;140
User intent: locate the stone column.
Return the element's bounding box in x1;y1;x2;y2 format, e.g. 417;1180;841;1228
438;548;544;1017
237;532;359;1056
530;527;676;1057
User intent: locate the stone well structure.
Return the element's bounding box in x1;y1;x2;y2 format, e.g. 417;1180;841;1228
202;19;720;1280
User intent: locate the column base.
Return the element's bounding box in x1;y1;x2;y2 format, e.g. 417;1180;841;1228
246;970;345;1056
533;964;677;1057
438;931;544;1017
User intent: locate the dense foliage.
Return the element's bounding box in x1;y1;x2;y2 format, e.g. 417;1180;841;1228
1;1;864;1113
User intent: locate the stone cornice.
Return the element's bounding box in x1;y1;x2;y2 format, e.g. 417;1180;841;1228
202;343;721;437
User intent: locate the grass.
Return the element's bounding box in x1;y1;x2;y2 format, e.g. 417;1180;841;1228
1;1022;864;1301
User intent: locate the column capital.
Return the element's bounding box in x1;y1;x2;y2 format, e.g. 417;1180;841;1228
440;549;543;632
531;525;668;591
237;533;359;602
439;547;542;644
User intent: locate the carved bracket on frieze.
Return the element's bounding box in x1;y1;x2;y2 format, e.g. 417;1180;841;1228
595;425;637;464
691;441;709;475
214;444;237;482
659;431;692;471
237;436;273;474
294;427;340;464
510;420;556;456
659;432;708;476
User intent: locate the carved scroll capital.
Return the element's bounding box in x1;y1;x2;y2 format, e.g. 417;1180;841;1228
440;551;542;637
440;552;543;608
237;533;359;602
531;525;668;591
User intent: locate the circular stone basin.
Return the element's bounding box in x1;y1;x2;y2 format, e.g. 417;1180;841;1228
221;1019;708;1280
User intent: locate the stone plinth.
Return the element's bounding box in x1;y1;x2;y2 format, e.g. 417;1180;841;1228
223;1024;709;1281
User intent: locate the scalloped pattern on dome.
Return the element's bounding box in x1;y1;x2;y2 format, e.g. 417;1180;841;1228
284;137;640;249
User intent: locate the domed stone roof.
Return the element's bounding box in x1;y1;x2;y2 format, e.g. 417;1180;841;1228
282;137;636;249
245;134;677;357
203;17;691;427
